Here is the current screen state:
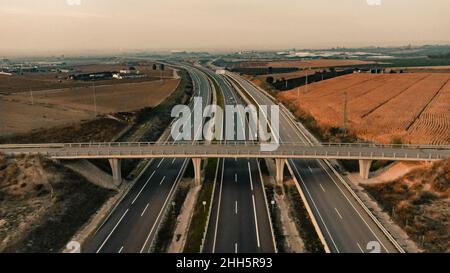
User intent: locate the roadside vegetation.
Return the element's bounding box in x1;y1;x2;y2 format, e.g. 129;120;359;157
0;154;114;252
264;184;286;252
183;158;218;253
284;180;325;253
152;178;191;253
0;116;127;144
117;69;193;179
363;160;450;252
0;65;194;253
281;100;394;173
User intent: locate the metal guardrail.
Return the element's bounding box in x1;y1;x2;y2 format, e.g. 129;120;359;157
1;141;449;150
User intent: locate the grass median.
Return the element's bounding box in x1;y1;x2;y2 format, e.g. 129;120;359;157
183;158;219;253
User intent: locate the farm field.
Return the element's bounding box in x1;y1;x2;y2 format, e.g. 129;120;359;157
278;73;450;145
0;63;174;94
0;79;180;137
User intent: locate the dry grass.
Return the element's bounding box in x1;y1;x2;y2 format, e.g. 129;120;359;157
364;160;450;252
278;73;450;144
0;154;113;252
0;117;127;144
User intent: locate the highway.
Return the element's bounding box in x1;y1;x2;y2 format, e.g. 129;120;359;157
84;64;212;253
199;68;276;253
227;72;401;253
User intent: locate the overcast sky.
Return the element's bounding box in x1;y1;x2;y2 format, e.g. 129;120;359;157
1;0;449;56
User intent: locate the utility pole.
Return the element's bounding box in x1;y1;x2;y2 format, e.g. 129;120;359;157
93;82;97;117
305;66;310;93
30;88;34;105
343;91;348;136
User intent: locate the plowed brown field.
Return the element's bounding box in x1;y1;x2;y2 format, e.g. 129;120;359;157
0;79;180;137
278;73;450;144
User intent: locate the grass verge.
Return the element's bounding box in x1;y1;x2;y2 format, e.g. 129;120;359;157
264;183;286;252
183;158;218;253
284;182;325;253
152;178;191;253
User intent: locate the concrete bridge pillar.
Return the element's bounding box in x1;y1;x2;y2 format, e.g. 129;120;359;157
192;158;202;186
275;158;286;185
108;158;122;186
359;159;373;180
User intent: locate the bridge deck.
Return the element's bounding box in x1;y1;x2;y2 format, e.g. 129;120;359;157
1;142;449;161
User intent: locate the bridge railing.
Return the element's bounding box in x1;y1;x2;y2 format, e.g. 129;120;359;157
58;141;450;150
31;146;448;161
1;141;450;152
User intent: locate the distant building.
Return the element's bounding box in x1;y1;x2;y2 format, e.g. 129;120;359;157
70;71;116;81
112;69;147;80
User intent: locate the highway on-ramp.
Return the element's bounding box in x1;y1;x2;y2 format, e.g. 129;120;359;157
227;72;401;253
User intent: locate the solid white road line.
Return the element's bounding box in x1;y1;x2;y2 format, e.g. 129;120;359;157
131;171;156;205
97;209;129;253
118;246;124;253
334;208;344;220
291;163;340;252
256;158;277;252
357;242;365;253
159;176;166;185
252;194;261;248
316;159;390;253
308;166;313;173
212;159;226;253
141;203;150;217
172;158;176;164
140;159;189;253
248;162;254;191
319;183;326;193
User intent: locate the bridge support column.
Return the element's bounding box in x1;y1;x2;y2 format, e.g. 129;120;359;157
275;158;286;185
359;160;372;180
108;158;122;186
192;158;202;186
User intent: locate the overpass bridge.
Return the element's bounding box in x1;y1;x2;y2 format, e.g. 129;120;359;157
1;142;449;186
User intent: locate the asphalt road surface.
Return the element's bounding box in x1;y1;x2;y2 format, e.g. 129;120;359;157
201;68;275;253
227;72;400;253
84;64;212;253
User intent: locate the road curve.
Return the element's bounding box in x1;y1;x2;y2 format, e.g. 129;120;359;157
84;64;212;253
200;68;276;253
227;72;401;253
